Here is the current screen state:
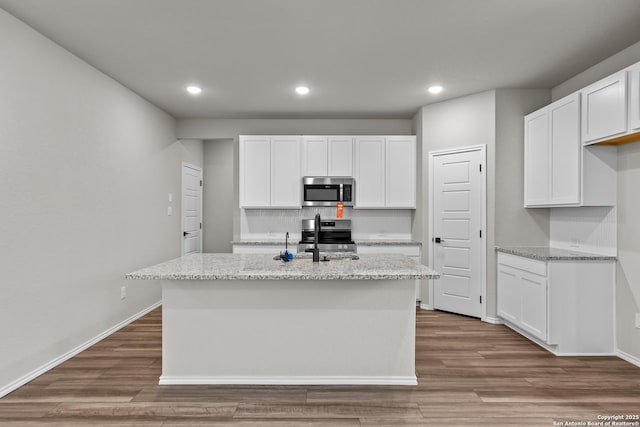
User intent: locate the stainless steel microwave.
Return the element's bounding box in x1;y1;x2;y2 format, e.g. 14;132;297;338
302;177;354;207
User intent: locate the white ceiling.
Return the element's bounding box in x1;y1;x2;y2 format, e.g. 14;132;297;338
2;0;640;119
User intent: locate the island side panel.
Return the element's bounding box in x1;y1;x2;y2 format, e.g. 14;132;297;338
160;279;417;385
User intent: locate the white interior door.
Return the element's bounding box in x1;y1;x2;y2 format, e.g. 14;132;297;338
182;163;202;255
431;147;484;318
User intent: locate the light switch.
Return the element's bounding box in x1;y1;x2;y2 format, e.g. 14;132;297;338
167;206;173;216
635;313;640;329
168;193;173;203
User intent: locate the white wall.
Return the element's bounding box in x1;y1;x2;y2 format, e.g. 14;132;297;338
0;9;200;395
550;39;640;361
179;119;414;248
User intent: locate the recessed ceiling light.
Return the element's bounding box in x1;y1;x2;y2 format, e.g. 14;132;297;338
186;85;202;95
295;86;310;95
428;85;443;95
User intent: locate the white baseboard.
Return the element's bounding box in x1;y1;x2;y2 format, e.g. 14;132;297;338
482;316;502;324
419;303;433;311
159;375;418;386
616;349;640;368
0;301;161;399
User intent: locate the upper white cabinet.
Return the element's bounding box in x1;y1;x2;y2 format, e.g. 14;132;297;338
354;136;386;207
240;135;301;208
386;136;416;208
524;108;551;206
301;136;353;176
524;93;616;207
239;135;271;208
581;70;627;145
629;62;640;132
354;136;416;208
301;136;328;176
328;136;353;176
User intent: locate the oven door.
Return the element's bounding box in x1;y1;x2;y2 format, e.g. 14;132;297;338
302;184;341;206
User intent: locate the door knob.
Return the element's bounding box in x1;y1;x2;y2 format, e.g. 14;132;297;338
433;237;444;243
183;231;192;237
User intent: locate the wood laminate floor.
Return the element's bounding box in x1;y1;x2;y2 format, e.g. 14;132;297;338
1;308;639;426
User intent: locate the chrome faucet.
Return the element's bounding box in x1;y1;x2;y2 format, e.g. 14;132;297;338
312;213;321;262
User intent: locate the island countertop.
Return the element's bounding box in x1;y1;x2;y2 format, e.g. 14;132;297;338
126;253;439;281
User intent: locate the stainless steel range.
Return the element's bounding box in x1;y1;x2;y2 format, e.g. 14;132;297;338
297;218;357;254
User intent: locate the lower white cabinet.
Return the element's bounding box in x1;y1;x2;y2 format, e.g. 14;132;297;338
497;256;547;340
357;244;421;302
497;252;614;355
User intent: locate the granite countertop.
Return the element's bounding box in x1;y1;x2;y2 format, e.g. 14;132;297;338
496;246;617;261
126;253;439;281
231;239;421;246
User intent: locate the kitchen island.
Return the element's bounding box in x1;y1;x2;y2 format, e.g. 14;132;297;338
127;253;439;386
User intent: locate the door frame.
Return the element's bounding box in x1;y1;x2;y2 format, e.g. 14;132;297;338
181;161;203;255
428;144;487;320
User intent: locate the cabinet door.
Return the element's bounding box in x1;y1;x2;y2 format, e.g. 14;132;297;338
497;264;521;325
550;93;581;205
629;63;640;132
302;136;328;176
239;136;271;208
270;136;301;208
354;136;386;207
520;273;547;341
581;70;627;144
524;109;550;206
385;136;416;208
328;136;353;176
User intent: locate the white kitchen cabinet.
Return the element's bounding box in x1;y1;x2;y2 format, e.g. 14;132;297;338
239;135;271;208
301;136;353;177
524;108;551;206
271;136;301;207
629;62;640;131
354;136;416;208
301;136;328;176
497;255;547;341
239;135;301;208
328;136;353;176
524;93;616;207
581;70;628;145
497;252;615;355
358;244;421;302
386;136;416;208
354;136;386;207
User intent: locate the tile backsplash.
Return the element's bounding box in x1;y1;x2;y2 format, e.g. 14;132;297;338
240;207;413;240
550;206;617;256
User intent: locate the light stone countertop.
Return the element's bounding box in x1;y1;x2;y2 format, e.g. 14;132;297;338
495;246;617;261
231;239;422;246
126;253;439;281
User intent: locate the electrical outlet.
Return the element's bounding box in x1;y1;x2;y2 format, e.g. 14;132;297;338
635;313;640;329
120;286;126;300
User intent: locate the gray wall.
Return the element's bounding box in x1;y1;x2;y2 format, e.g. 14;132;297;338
203;139;234;252
0;9;202;394
494;89;551;248
551;40;640;361
415;89;552;317
416;90;497;313
178;118;413;247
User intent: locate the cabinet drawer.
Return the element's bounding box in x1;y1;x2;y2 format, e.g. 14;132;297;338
497;253;547;277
